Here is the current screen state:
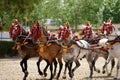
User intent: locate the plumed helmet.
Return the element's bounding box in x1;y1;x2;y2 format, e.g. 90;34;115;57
14;19;18;24
36;20;40;25
86;22;90;26
65;22;69;27
107;19;111;23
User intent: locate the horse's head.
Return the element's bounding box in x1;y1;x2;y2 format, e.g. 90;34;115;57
107;26;120;40
31;26;49;44
60;30;73;46
9;25;27;40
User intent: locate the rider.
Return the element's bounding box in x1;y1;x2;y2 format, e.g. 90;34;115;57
9;19;22;39
81;22;93;40
101;19;114;36
62;22;72;40
31;20;42;40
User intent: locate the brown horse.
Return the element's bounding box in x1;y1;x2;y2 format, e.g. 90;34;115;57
14;35;58;80
31;26;63;80
10;26;58;80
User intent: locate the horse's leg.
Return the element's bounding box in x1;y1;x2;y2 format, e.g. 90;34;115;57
37;58;43;75
62;62;68;79
20;59;25;73
102;55;113;74
56;58;63;79
20;56;29;80
107;58;115;76
23;58;29;80
86;52;94;79
114;61;119;80
93;56;100;73
53;59;57;77
72;60;80;73
68;61;74;79
43;60;50;77
49;62;53;80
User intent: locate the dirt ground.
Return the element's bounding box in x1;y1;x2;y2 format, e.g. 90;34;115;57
0;57;120;80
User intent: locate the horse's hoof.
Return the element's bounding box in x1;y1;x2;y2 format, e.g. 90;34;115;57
25;71;28;77
102;70;105;74
114;77;118;80
62;76;66;79
107;73;111;76
44;73;47;77
88;78;92;80
23;76;26;80
39;71;43;75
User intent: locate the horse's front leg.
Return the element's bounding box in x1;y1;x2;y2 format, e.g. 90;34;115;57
93;56;100;73
53;59;58;77
107;59;115;76
62;62;68;79
49;62;53;80
68;61;74;79
102;55;113;74
72;60;80;73
20;57;29;80
56;58;63;79
43;60;49;77
37;58;43;75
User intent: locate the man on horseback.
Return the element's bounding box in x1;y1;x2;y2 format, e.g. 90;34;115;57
81;22;93;40
101;19;114;36
31;20;42;41
9;19;22;39
58;22;72;41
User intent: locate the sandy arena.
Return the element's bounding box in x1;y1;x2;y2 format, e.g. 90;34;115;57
0;57;120;80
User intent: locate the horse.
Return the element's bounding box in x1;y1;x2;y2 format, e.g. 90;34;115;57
31;26;63;80
83;30;116;77
60;31;101;80
9;26;57;80
98;36;120;80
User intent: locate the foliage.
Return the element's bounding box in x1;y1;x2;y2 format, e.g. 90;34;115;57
0;0;120;31
0;41;18;57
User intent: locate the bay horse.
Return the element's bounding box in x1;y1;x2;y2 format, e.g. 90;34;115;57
9;26;57;80
31;26;63;80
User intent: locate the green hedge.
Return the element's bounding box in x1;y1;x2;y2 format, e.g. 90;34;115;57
0;41;18;58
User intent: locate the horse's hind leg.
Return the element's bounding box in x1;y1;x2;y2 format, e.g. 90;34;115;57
37;58;43;75
72;60;80;73
108;58;115;76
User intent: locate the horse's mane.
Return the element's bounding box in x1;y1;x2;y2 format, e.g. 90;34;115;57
41;26;49;40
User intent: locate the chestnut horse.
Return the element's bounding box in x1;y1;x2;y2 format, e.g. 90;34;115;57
31;26;63;80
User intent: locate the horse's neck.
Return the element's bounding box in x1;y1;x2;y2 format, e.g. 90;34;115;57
39;33;48;45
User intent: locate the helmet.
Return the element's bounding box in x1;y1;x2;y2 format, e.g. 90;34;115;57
65;22;69;27
14;19;18;24
107;19;111;23
36;20;40;25
86;22;90;26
